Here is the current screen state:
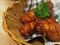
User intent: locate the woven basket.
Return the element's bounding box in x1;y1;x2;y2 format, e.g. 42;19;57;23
2;0;44;45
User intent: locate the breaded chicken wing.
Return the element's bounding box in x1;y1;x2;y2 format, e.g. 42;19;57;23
19;22;36;37
20;10;36;24
46;18;60;41
36;18;49;37
36;18;60;41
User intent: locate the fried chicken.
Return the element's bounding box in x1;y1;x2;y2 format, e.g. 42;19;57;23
19;0;60;42
36;18;60;41
20;10;36;24
46;18;60;41
36;18;49;37
19;22;36;37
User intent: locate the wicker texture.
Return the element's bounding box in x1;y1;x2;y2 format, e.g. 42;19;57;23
2;0;31;45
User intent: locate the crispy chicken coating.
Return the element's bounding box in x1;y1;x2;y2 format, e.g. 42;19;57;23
19;0;60;41
36;18;60;41
20;10;36;24
19;22;36;37
46;18;60;41
48;0;56;21
36;18;49;37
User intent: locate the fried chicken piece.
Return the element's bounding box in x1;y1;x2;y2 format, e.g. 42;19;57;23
45;18;60;41
36;18;60;41
36;18;49;37
48;0;54;10
47;0;56;21
19;0;60;41
36;1;60;41
20;10;36;24
19;22;36;37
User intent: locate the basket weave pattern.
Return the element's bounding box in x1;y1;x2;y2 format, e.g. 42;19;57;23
2;0;32;45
